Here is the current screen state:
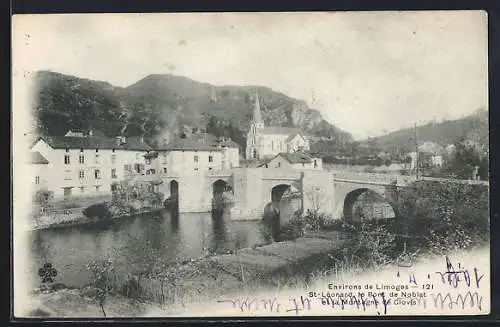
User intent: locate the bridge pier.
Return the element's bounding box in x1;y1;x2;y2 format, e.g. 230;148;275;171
301;170;336;215
231;168;266;220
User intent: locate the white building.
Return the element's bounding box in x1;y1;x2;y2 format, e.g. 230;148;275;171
29;129;152;199
155;135;240;175
29;151;50;192
406;151;443;170
245;92;310;160
260;152;323;170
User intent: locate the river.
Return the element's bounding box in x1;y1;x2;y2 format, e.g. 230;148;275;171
28;209;271;288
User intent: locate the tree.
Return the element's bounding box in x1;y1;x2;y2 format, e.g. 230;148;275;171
443;139;482;180
34;189;54;213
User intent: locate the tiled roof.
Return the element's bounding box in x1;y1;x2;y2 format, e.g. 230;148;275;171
30;151;49;164
144;151;159;159
157;133;240;152
193;133;241;149
278;152;313;164
158;138;221;152
37;135;152;151
260;127;304;136
285;133;306;143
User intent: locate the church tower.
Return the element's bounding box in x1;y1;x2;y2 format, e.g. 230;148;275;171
250;91;264;132
246;90;265;160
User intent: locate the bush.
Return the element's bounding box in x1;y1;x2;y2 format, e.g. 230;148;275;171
279;210;346;241
393;180;489;254
34;189;54;208
86;258;115;317
83;202;112;220
341;221;397;267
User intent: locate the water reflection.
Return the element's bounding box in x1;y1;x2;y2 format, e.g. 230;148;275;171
28;209;269;288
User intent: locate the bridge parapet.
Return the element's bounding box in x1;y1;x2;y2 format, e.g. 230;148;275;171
331;171;400;185
260;168;302;181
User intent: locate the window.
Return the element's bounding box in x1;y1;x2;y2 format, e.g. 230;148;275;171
79;154;85;164
95;186;100;192
80;187;85;193
110;184;117;192
124;164;131;172
209;155;213;163
95;154;100;164
35;176;40;184
150;169;156;175
162;153;167;164
134;163;141;173
94;169;101;179
194;155;199;164
314;160;317;168
80;148;83;152
79;170;85;179
194;168;199;171
111;169;117;179
146;158;151;165
64;154;70;165
111;154;116;164
65;148;69;153
163;167;167;173
63;187;72;197
112;148;115;153
208;167;213;170
64;170;72;180
96;149;99;153
277;162;281;168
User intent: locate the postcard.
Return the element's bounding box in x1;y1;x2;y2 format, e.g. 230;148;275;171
11;11;490;318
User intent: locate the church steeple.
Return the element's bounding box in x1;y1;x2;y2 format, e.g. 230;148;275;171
251;90;264;130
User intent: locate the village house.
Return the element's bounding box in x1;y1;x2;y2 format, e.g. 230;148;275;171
259;152;323;170
154;133;240;176
29;151;50;192
29;129;152;199
245;92;310;160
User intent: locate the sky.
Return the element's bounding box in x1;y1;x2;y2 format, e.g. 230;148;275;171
12;11;488;140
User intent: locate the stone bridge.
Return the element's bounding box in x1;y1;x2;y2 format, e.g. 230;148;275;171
157;168;419;221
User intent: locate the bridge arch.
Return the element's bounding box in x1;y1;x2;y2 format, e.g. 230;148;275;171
211;179;234;214
342;188;395;223
271;184;292;203
165;180;179;212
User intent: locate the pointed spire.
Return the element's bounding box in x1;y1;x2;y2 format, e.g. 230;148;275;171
252;90;263;126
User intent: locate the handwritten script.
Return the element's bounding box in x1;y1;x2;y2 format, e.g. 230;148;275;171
216;256;487;315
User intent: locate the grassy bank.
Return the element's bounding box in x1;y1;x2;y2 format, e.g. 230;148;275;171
28;207;164;231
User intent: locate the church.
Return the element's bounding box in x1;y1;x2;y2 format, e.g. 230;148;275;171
245;92;310;160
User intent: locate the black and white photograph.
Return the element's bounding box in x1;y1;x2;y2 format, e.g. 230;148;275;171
12;11;490;317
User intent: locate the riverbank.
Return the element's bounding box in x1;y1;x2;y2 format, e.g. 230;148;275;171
27;207;165;231
22;230;346;317
22;243;490;317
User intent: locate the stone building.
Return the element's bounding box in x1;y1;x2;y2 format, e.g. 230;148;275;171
259;152;323;170
154;134;240;175
29;129;152;199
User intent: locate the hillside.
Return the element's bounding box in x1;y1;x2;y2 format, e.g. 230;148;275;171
362;109;489;154
32;71;353;150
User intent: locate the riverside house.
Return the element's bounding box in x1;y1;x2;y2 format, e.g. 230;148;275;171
29;129;152;199
154;134;240;176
